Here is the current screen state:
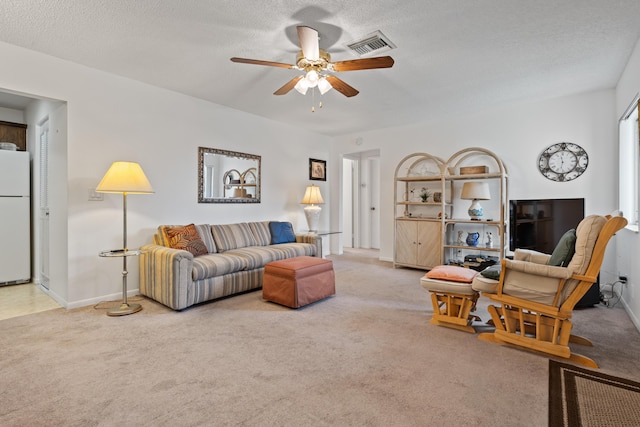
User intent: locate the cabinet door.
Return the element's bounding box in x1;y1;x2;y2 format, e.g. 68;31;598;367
395;220;417;265
417;221;441;268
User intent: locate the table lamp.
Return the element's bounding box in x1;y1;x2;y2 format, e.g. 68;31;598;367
460;182;490;220
96;161;154;316
301;185;324;233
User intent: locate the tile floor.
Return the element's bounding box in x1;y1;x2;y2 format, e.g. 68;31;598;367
0;282;61;320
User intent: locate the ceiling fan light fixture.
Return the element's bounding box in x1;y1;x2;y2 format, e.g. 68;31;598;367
305;69;319;87
294;78;309;95
318;77;332;95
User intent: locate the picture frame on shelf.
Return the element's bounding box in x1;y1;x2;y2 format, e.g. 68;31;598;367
309;158;326;181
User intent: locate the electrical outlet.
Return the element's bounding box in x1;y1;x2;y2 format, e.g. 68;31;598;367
88;188;104;201
619;275;628;284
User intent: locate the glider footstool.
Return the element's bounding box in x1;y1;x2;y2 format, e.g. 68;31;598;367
263;256;335;308
420;265;481;333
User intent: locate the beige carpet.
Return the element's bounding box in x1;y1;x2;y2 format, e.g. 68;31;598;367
1;249;639;426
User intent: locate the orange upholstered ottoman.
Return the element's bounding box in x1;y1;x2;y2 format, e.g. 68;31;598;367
263;256;335;308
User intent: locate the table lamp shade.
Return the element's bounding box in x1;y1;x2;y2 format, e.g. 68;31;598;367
460;182;490;220
96;161;154;194
460;182;490;201
301;185;324;205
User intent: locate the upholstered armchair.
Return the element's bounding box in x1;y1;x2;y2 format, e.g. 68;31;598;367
474;214;627;368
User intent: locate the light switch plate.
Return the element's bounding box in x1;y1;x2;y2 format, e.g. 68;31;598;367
88;188;104;201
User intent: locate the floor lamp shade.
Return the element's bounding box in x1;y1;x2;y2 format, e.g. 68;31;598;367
96;161;153;316
460;182;490;220
301;185;324;233
96;161;154;194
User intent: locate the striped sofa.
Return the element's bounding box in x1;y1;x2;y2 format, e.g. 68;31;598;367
139;221;321;310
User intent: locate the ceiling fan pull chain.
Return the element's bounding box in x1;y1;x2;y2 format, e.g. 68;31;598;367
311;87;315;112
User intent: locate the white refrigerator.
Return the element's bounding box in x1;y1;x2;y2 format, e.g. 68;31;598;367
0;150;31;285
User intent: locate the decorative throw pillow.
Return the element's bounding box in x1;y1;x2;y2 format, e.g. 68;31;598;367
269;221;296;244
425;265;478;283
164;224;208;257
480;264;501;280
548;229;577;267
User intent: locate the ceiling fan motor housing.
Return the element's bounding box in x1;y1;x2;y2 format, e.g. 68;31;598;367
296;49;331;73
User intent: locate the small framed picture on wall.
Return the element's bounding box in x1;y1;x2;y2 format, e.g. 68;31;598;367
309;158;326;181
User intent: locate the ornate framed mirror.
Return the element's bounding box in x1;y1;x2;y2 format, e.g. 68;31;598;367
198;147;261;203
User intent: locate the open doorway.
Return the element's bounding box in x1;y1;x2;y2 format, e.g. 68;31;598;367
0;90;66;314
342;150;380;250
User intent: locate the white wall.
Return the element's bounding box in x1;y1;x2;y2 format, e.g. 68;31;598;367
330;89;618;273
0;106;24;123
615;37;640;330
0;41;331;308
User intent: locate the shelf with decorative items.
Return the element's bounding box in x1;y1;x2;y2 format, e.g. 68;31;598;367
223;167;257;199
394;148;508;271
441;148;508;268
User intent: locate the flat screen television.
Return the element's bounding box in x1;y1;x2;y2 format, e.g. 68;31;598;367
508;198;599;307
509;198;584;253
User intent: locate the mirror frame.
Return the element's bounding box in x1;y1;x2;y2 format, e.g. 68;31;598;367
198;147;261;203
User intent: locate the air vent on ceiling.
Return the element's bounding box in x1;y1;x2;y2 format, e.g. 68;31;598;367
345;30;396;57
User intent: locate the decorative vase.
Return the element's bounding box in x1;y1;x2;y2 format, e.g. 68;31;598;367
466;232;480;247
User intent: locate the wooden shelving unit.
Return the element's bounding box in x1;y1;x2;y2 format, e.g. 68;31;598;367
394;147;508;270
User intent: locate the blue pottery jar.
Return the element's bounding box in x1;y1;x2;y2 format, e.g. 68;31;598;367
466;232;480;247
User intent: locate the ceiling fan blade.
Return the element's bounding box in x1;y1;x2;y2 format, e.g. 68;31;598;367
331;56;395;72
230;57;294;69
297;26;320;60
325;75;359;97
274;76;303;95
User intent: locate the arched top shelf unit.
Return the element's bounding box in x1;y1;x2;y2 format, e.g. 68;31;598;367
445;147;508;178
394;152;446;180
393;147;509;270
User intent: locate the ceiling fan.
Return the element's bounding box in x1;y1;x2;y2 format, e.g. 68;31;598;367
230;26;394;98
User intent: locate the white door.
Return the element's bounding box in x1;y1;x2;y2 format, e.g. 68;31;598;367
342;158;355;248
342;151;380;250
38;118;50;289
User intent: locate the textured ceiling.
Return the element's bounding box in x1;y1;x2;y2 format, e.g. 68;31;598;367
1;1;639;136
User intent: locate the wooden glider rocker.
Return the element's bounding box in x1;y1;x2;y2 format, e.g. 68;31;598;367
477;214;627;368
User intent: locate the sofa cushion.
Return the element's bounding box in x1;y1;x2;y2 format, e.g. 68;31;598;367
211;223;258;252
164;224;208;257
224;246;281;269
268;242;316;259
194;224;217;253
548;229;576;267
269;221;296;244
248;221;271;246
191;253;250;280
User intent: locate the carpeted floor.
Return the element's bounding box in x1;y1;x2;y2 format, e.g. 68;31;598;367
549;360;640;427
1;249;639;426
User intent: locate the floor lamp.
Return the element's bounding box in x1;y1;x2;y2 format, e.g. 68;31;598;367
96;161;154;316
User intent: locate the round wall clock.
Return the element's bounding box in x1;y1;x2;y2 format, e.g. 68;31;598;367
537;142;589;182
